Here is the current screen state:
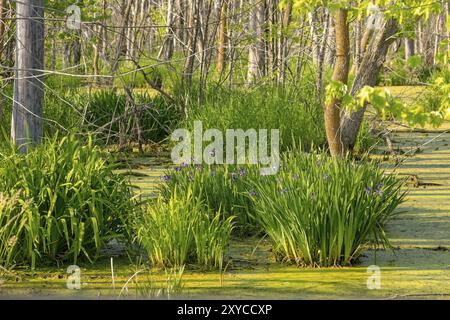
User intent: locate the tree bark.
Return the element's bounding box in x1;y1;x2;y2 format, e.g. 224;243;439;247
278;0;292;84
247;0;266;84
325;8;350;157
217;0;228;74
183;0;199;91
405;37;415;60
0;0;6;59
317;9;330;94
12;0;44;150
158;0;175;61
340;19;399;151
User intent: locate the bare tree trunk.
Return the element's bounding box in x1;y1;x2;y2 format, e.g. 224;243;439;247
0;0;5;121
110;0;132;78
446;1;450;69
0;0;5;59
325;8;349;157
247;0;265;84
278;0;292;84
217;0;228;74
158;0;175;61
405;37;415;60
340;19;399;151
12;0;44;150
308;9;319;64
183;0;199;91
317;9;330;94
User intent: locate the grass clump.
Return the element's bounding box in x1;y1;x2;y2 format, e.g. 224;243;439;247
135;189;234;270
248;152;406;267
158;151;406;267
0;193;35;268
186;85;325;152
158;164;260;234
0;134;137;268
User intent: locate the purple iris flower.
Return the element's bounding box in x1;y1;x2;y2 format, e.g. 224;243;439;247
249;191;259;197
375;183;384;196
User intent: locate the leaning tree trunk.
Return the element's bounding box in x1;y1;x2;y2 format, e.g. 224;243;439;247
340;19;399;151
325;8;350;157
12;0;44;150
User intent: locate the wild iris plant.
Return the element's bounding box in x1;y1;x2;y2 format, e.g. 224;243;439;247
0;134;137;268
159;163;261;234
135;189;234;269
159;151;406;267
248;153;406;267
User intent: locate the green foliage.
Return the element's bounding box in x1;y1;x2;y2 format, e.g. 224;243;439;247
135;189;234;269
248;152;406;267
159;164;260;234
379;56;433;86
0;193;35;268
1;86;180;146
354;120;380;155
0;134;137;268
326;81;448;128
356;86;448;127
158;150;406;267
186;85;325;152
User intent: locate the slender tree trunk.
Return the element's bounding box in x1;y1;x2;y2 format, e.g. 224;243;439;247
12;0;44;150
0;0;6;59
217;0;228;74
325;9;350;157
405;37;415;60
111;0;132;74
183;0;199;91
308;9;319;64
278;0;292;84
317;9;330;94
446;1;450;70
247;0;265;84
158;0;175;61
0;0;5;122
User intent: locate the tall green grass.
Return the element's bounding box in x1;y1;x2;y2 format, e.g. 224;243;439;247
248;152;406;267
185;85;325;152
73;90;181;144
158;164;260;234
0;134;137;267
0;193;35;267
135;189;234;270
158;151;406;267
